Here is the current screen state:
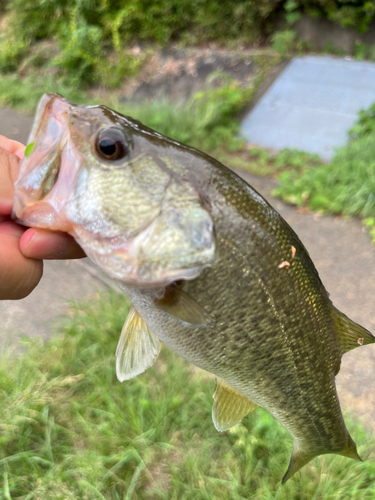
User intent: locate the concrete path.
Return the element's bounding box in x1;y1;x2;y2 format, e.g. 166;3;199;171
1;106;375;432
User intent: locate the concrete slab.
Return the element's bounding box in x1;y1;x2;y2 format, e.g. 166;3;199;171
240;56;375;160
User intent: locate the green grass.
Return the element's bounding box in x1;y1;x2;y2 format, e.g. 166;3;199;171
0;72;87;112
1;292;375;499
274;132;375;220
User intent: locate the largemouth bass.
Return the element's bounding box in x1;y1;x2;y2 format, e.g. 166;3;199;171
12;93;375;483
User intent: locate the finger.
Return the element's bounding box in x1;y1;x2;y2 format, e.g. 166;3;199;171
20;228;86;260
0;136;25;159
0;147;21;215
0;222;43;300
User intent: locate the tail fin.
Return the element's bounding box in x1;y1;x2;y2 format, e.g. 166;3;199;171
333;307;375;355
282;436;362;484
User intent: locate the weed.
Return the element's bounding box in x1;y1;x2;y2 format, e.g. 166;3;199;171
271;30;297;57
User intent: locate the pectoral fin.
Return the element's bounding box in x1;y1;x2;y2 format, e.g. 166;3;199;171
212;378;258;431
155;285;208;326
333;306;375;355
116;306;160;382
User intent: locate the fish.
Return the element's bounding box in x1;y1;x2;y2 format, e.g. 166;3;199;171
12;93;375;483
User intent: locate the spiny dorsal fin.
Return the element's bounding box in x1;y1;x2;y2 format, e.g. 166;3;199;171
333;306;375;355
116;305;160;382
155;285;208;326
212;378;258;432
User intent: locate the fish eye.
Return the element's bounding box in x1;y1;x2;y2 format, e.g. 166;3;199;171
95;127;129;161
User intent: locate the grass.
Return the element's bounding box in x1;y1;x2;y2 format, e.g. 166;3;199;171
274;133;375;218
274;130;375;243
1;291;375;499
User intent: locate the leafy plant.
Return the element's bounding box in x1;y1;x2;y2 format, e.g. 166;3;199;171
275;131;375;218
271;30;297;57
349;102;375;139
285;0;301;25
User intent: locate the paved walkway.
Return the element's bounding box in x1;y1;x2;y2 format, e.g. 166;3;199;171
1;106;375;432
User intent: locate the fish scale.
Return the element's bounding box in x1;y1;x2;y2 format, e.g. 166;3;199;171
13;93;375;484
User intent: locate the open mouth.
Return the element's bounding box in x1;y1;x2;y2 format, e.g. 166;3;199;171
12;94;82;232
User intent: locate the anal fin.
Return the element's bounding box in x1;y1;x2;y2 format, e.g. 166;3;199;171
333;306;375;355
116;305;160;382
212;378;257;432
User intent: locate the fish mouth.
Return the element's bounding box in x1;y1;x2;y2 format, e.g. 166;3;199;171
12;94;80;231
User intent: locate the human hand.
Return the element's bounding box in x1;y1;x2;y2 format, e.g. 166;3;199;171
0;135;85;299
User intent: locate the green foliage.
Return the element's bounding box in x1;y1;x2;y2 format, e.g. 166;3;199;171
274;131;375;218
0;32;30;71
5;0;281;47
54;15;104;87
221;147;321;178
354;41;369;60
364;217;375;243
300;0;375;34
0;72;86;111
271;30;297;57
349;103;375;139
2;0;375;90
1;291;375;498
117;80;255;152
284;0;302;25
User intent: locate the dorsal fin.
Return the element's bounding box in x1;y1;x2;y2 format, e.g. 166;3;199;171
116;306;160;382
332;306;375;355
212;378;258;431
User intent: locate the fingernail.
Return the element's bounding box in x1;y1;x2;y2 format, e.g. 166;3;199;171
28;231;68;258
53;235;68;257
22;229;36;250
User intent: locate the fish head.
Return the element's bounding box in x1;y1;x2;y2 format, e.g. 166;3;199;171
13;93;216;287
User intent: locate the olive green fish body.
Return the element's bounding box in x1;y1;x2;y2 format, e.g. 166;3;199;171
121;163;356;471
13;93;374;483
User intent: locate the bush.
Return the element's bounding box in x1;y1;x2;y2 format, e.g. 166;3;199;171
300;0;375;34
